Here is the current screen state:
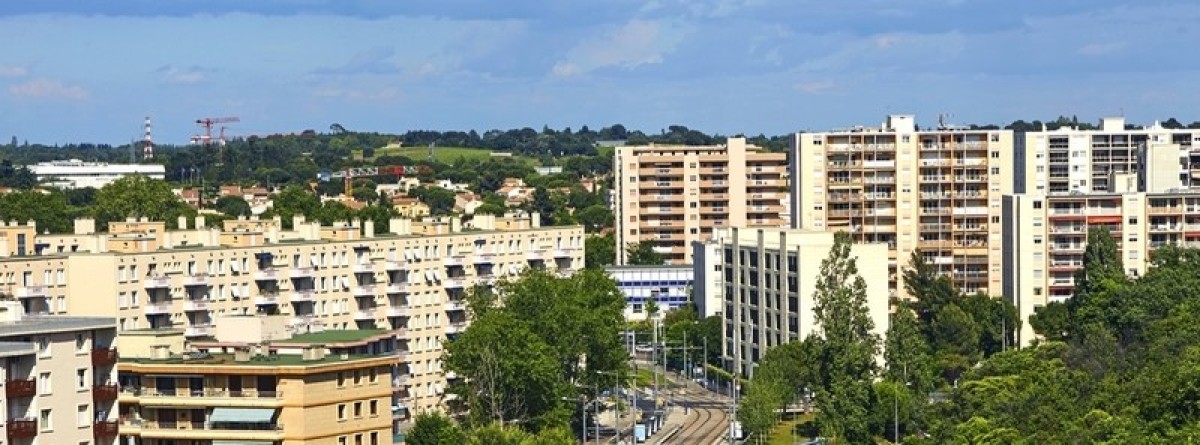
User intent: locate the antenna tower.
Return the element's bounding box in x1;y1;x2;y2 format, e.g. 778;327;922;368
143;116;154;160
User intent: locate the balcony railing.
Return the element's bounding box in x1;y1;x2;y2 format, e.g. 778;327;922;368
384;259;406;271
385;306;409;317
352;262;375;274
354;309;377;320
4;285;47;299
290;289;315;302
386;283;408;294
93;419;119;437
143;275;171;289
184;325;213;337
253;268;280;281
443;277;466;289
290;267;315;279
352;285;377;297
255;294;281;306
126;387;284;399
182;273;210;287
6;418;36;439
444;300;466;312
93;383;119;402
92;348;118;367
183;299;211;312
5;378;36;398
144;302;172;315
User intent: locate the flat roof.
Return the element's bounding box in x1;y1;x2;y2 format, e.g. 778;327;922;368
0;316;114;338
604;265;693;272
121;352;386;367
278;329;390;345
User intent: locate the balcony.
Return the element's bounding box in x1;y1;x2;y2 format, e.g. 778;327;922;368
290;289;315;302
290;267;315;279
384;259;406;271
393;374;410;389
184;325;213;337
94;383;119;402
443;255;467;267
352;285;377;297
182;273;210;287
5;285;46;299
444;300;466;312
385;283;408;294
144;275;171;289
183;299;211;312
443;277;466;289
473;253;495;264
553;247;578;258
352;262;375;274
255;294;281;306
385;306;409;318
92;348;118;367
144;302;172;315
6;418;36;439
130;420;283;440
446;322;467;334
5;378;35;398
253;268;280;281
94;419;119;437
354;308;377;320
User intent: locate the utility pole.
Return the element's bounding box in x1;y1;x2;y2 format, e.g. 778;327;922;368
652;318;659;414
702;336;708;389
683;329;689;414
594;381;600;445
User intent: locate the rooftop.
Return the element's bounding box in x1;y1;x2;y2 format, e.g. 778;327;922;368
275;329;390;345
121;352;384;367
0;315;115;338
0;341;35;358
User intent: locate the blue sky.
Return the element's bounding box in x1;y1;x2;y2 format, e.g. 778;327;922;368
1;1;1199;145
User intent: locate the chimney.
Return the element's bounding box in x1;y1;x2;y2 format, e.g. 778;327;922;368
293;215;305;229
151;345;171;360
301;345;327;361
531;212;541;228
450;217;461;233
364;219;375;238
234;346;252;362
195;216;206;229
390;218;411;236
178;215;188;229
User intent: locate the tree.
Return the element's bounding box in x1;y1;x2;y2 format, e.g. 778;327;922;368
93;175;193;229
407;412;466;445
903;250;959;325
929;303;980;383
625;241;664;265
1067;227;1127;339
265;185;320;228
214;195;251;218
0;190;75;234
584;234;615;269
885;303;937;396
809;231;880;443
574;205;612;233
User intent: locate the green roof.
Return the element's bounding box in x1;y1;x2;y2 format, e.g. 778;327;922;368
281;329;389;345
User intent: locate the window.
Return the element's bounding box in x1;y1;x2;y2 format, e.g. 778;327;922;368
353;370;361;385
38;337;50;357
1033;287;1043;296
339;437;347;445
76;334;86;353
40;408;52;431
1033;200;1042;209
369;368;377;383
337;404;347;420
77;404;89;427
77;369;87;390
354;402;362;418
369;400;378;416
371;432;379;445
991;167;1000;175
39;372;51;394
336;372;345;387
1128;217;1138;225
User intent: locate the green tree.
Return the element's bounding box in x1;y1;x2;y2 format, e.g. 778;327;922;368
410;186;457;216
625;241;664;265
903;250;960;326
214;195;251;218
809;232;880;443
574;205;612;233
930;303;980;383
584;234;615;269
265;185;321;228
0;190;75;234
407;412;466;445
884;303;937;396
1067;227;1128;339
93;175;193;229
1028;301;1069;342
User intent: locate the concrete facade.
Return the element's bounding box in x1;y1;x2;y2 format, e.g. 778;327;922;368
604;265;694;321
614;137;789;265
27;160;166;189
702;228;889;377
791;115;1014;299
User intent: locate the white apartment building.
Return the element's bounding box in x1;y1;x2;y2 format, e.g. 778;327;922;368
791;115;1014;298
696;228;889;376
0;302;118;445
604;265;693;321
614;137;789;265
1021;117;1200;195
27;159;166;189
0;213;584;419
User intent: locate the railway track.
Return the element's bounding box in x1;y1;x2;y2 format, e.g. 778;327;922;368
664;384;730;444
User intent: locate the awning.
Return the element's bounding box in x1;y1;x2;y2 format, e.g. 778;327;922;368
424;270;435;282
231;261;241;272
309;254;319;267
209;407;276;423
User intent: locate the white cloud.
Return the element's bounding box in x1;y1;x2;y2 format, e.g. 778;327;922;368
8;78;89;100
794;80;835;95
0;65;28;78
158;65;211;85
1077;41;1127;56
551;19;689;78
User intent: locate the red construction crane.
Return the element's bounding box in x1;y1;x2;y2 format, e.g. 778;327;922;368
191;116;240;145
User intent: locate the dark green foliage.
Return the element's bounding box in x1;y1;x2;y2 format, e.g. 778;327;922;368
408;412;466;445
214;195;251;217
584;234;615;269
625;241;664;265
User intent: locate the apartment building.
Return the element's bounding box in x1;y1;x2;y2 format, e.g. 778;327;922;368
614;137;789;265
791;115;1014;298
0;212;584;419
695;228;889;376
1003;176;1200;345
603;265;694;321
1021;117;1200;195
27;159;166;189
116;318;394;445
0;301;118;445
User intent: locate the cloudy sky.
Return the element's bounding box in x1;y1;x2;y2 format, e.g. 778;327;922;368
1;1;1198;145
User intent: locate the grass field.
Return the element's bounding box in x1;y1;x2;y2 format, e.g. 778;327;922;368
358;145;537;165
767;413;816;445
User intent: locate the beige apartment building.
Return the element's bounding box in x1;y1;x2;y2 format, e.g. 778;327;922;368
1021;117;1200;195
791;115;1015;298
0;301;118;445
613;137;789;265
692;228;889;376
117;317;394;445
0;212;584;425
1003;175;1200;345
